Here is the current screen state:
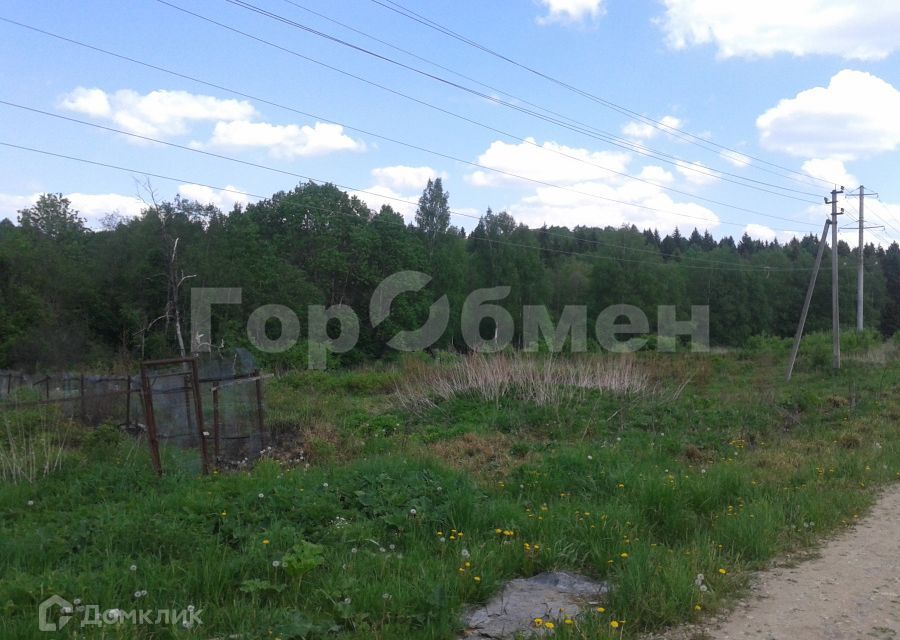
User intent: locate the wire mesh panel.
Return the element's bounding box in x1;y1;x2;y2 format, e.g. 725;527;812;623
140;358;210;476
0;370;138;428
211;375;269;467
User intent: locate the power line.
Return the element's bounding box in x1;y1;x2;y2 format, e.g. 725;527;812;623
1;140;842;272
215;0;823;202
0;99;809;235
369;0;837;189
0;16;821;231
0;101;815;268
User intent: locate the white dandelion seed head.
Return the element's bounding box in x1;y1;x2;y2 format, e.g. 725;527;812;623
343;597;351;605
409;508;417;516
272;560;281;567
460;549;470;559
258;493;264;499
382;592;391;600
26;500;34;506
350;547;358;554
129;564;137;572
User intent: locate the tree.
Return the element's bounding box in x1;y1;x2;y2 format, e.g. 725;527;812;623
415;178;450;258
17;193;86;239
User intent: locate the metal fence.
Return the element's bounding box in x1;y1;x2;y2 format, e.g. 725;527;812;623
139;352;270;476
0;369;140;428
1;349;270;477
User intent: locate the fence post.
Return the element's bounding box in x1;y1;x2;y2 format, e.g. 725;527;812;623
140;364;163;476
254;369;267;449
190;358;210;475
79;373;86;422
212;386;221;464
125;376;132;430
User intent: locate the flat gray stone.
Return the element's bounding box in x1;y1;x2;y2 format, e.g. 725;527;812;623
463;571;610;638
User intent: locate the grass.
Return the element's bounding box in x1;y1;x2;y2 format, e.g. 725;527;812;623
1;343;899;639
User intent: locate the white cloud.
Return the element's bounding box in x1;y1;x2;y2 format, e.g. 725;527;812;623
743;223;776;242
622;115;683;141
719;150;752;168
208;120;364;158
60;87;111;118
177;184;250;211
658;0;900;60
506;178;719;235
622;121;655;140
742;223;808;244
675;160;719;186
757;70;900;161
537;0;605;24
0;191;145;226
60;87;257;138
349;185;418;221
371;165;446;192
466;138;631;188
0;193;36;223
800;158;856;188
638;165;675;185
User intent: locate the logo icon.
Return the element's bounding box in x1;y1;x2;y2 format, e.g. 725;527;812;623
38;595;73;632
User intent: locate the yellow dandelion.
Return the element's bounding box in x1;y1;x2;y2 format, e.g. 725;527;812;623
473;576;481;583
262;539;270;545
533;618;543;627
595;607;605;613
610;620;620;629
620;552;629;558
694;604;702;611
564;618;573;625
544;621;555;629
718;568;727;575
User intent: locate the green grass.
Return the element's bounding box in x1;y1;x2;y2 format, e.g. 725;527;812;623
1;346;899;639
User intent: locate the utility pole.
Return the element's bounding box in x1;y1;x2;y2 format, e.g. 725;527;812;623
849;186;879;332
858;185;864;331
786;219;832;382
828;187;844;369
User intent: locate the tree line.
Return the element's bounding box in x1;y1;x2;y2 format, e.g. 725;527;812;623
2;179;898;371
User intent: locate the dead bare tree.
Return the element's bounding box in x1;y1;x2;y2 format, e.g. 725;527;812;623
133;178;196;358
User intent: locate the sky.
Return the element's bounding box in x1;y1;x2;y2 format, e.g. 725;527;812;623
2;0;900;247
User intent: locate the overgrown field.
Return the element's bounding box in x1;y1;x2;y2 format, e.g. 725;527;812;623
2;336;900;639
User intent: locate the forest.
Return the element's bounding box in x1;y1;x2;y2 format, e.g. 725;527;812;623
2;178;899;371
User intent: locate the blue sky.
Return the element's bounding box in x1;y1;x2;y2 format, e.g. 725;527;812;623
2;0;900;246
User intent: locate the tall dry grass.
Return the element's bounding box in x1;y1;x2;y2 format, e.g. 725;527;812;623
395;352;652;411
0;410;68;484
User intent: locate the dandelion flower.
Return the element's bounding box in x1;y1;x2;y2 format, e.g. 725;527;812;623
272;560;281;567
263;539;270;545
620;552;629;558
258;493;264;499
694;604;702;611
129;564;137;572
610;620;620;629
564;618;573;625
595;607;605;613
533;618;543;627
544;621;555;629
718;568;727;575
473;576;481;583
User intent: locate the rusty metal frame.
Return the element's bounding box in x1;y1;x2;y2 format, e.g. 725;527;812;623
139;356;210;476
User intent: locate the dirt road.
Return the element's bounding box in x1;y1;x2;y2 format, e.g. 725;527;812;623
649;485;900;640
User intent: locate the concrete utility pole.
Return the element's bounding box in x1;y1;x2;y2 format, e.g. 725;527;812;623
828;187;844;369
786;219;832;382
850;186;879;332
858;185;864;331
